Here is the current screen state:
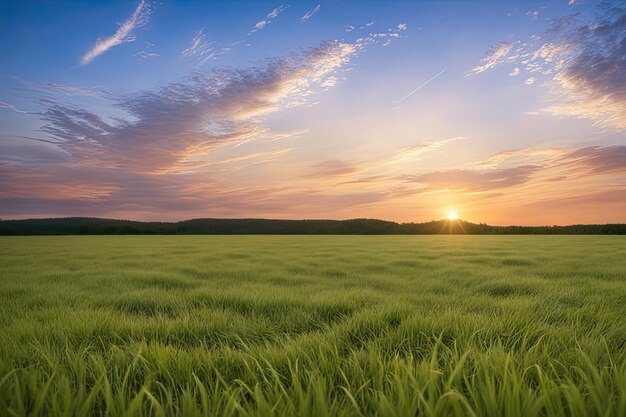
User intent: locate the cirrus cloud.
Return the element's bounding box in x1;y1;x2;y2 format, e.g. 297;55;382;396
250;5;288;33
41;41;359;173
467;42;513;75
81;0;151;65
301;4;321;22
471;3;626;129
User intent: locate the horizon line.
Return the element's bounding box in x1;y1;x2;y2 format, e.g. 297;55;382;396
1;216;625;229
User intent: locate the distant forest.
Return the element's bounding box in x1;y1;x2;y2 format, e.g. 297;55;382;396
0;217;624;235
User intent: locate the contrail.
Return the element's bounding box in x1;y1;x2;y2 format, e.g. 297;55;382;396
395;67;447;106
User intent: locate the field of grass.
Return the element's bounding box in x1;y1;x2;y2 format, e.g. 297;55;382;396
0;235;625;417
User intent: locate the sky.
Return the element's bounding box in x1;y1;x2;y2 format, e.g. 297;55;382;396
0;0;624;225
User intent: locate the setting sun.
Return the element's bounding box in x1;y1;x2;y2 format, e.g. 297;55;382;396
447;210;458;220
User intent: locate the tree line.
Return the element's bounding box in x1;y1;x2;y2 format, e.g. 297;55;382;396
0;217;624;235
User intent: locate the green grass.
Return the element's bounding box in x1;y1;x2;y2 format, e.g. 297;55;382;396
0;235;625;417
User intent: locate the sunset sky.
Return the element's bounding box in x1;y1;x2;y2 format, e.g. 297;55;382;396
1;0;624;225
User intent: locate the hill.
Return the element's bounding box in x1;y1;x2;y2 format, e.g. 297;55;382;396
0;217;624;235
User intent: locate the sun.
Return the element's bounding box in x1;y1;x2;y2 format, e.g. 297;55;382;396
447;210;458;220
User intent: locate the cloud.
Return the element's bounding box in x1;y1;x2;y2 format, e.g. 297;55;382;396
181;28;214;64
6;34;438;220
10;77;103;97
33;82;101;96
81;0;150;65
320;76;337;88
21;41;358;175
0;161;388;220
353;22;409;48
382;137;466;166
0;113;462;220
301;4;320;22
307;160;360;178
471;147;566;169
471;4;626;129
557;146;626;174
467;42;513;75
0;138;69;166
135;51;160;59
339;175;389;185
529;188;626;208
541;9;626;129
217;148;294;168
509;67;520;76
344;21;406;47
308;137;465;184
413;165;541;191
232;128;308;148
401;145;626;217
250;5;288;33
0;163;118;201
525;77;535;85
0;101;29;114
527;10;540;20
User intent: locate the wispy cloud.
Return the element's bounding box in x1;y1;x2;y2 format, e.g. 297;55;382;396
394;67;447;105
0;101;29;114
181;28;215;65
348;22;408;48
135;51;160;59
467;42;513;75
471;147;566;169
540;9;626;129
526;10;540;20
250;5;288;33
217;148;294;167
12;77;103;96
231;128;308;148
408;145;626;200
306;137;465;184
382;137;465;164
470;4;626;129
556;146;626;175
26;41;358;174
81;0;150;65
413;165;541;191
0;38;379;219
301;4;320;22
307;160;360;178
36;82;100;96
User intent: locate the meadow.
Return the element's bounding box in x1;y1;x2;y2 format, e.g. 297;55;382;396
0;235;624;417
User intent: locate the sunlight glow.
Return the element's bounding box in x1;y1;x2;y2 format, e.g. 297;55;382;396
447;210;458;220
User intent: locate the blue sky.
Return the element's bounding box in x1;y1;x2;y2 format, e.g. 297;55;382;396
0;0;624;224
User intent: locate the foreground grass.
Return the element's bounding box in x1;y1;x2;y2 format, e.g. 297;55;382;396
0;235;624;417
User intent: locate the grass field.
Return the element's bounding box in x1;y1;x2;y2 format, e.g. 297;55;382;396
0;236;625;417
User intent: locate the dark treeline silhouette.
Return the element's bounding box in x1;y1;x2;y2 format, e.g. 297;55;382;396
0;217;624;235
